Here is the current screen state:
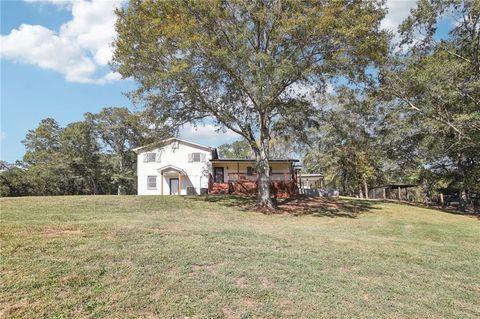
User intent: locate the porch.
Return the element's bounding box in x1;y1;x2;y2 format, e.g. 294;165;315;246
208;159;299;198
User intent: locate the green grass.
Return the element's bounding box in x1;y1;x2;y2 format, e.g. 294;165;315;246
1;195;479;318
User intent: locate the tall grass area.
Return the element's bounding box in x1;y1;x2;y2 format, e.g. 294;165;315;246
1;195;479;318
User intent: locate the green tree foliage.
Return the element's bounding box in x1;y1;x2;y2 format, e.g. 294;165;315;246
380;0;480;209
303;88;383;197
0;166;31;197
113;0;387;209
0;108;164;197
217;139;253;159
20;118;71;195
60;121;104;195
85;107;164;195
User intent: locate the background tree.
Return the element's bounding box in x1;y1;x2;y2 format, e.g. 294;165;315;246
21;118;71;195
59;121;104;195
0;166;31;197
303;88;383;197
1;107;162;197
217;139;253;159
380;0;480;209
86;107;168;195
113;0;387;209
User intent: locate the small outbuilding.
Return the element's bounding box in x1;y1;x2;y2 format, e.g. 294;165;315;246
369;184;418;201
298;173;324;189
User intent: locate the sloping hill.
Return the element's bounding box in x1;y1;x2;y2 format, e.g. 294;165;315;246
1;195;479;318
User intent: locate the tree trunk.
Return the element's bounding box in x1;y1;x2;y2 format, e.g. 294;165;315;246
117;184;125;195
254;131;274;210
92;179;98;195
459;189;467;212
457;154;467;211
363;179;369;199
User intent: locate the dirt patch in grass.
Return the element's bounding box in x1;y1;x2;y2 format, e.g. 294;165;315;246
191;261;228;274
222;306;238;319
43;228;82;237
259;276;275;288
241;297;256;307
235;277;248;288
148;224;186;235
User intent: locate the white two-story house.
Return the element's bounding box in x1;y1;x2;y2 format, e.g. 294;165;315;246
134;138;214;195
134;137;299;197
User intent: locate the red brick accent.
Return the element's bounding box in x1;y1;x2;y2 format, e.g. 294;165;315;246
210;182;230;194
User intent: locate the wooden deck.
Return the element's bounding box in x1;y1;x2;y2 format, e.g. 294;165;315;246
209;180;297;198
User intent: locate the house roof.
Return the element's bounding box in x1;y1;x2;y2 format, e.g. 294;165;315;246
133;137;299;162
210;158;299;163
133;137;214;153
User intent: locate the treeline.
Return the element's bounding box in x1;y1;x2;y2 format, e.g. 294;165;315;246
0;107;170;197
303;2;479;210
217;2;480;211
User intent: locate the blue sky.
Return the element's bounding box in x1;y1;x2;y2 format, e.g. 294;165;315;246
0;0;243;163
1;0;436;163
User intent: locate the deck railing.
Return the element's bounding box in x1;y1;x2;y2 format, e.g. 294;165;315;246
227;172;293;182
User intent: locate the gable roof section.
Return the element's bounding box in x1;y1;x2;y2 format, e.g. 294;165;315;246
133;137;214;153
157;164;188;175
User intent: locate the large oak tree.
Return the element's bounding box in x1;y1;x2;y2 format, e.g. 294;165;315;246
113;0;387;209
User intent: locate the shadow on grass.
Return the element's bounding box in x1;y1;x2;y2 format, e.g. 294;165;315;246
187;195;255;209
383;199;480;219
188;195;378;218
277;196;379;218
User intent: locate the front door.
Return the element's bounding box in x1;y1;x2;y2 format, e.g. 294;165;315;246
214;167;224;183
169;178;179;195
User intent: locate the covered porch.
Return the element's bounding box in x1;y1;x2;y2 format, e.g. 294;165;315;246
157;165;188;195
209;159;299;198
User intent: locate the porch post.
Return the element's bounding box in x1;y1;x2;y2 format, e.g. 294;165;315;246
161;173;163;195
178;173;182;195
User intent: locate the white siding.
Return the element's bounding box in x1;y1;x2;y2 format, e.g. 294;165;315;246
137;140;212;195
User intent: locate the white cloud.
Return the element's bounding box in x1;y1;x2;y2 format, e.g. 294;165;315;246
179;123;240;147
0;131;6;141
381;0;418;32
0;0;124;84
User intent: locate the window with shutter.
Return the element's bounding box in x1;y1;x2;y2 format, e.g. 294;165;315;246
191;153;201;162
144;153;156;163
247;166;254;175
200;153;206;162
147;176;157;189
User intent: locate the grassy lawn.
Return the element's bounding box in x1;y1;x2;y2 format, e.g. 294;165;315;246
1;195;479;318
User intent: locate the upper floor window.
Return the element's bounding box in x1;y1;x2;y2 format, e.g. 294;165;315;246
143;152;160;163
143;153;156;163
188;152;206;163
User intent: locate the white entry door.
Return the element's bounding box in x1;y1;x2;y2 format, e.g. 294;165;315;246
170;178;179;195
